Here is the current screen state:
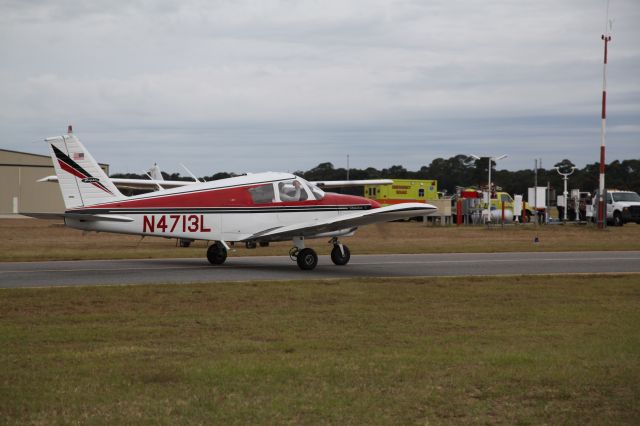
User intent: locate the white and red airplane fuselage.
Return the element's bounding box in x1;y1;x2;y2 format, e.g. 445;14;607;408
66;172;380;243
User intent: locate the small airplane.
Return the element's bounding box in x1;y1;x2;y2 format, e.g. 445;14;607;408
24;127;437;270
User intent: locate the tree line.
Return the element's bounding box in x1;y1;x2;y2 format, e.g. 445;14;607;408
111;156;640;196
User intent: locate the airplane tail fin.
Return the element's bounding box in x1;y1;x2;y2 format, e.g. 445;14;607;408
46;127;126;209
147;163;164;181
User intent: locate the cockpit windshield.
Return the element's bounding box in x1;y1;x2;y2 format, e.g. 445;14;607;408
299;177;325;200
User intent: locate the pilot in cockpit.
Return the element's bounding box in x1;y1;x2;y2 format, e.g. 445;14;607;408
279;180;303;202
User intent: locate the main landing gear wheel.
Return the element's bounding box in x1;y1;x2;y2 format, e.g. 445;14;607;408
207;242;227;265
330;244;351;266
296;248;318;270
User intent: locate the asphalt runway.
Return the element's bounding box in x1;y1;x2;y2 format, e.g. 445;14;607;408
1;251;639;288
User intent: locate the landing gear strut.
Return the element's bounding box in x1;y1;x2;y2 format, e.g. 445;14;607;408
330;237;350;266
206;242;227;265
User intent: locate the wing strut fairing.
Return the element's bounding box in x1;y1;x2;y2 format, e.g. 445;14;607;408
21;212;134;222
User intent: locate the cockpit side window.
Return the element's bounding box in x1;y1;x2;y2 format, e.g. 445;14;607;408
248;184;275;204
278;180;309;202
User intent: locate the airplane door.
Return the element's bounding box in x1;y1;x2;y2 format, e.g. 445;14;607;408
222;183;279;240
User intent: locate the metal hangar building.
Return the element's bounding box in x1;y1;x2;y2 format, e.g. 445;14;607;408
0;148;109;214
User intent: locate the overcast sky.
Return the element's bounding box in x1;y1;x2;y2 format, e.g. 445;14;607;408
1;0;638;176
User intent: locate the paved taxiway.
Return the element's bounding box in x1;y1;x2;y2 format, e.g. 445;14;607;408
1;251;639;288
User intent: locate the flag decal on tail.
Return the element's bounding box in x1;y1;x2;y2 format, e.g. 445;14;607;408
52;145;114;195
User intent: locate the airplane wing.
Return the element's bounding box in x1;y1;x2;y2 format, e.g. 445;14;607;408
39;176;394;191
246;202;437;241
37;176;193;190
102;178;193;190
21;212;134;222
311;179;393;188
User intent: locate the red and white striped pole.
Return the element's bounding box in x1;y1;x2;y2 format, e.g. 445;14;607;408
597;3;612;229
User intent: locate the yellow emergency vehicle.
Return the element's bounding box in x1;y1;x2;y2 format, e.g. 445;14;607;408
364;179;438;206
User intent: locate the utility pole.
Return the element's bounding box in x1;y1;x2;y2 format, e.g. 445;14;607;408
598;0;612;229
346;154;350;180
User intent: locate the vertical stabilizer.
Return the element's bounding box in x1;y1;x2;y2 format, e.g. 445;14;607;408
46;130;125;209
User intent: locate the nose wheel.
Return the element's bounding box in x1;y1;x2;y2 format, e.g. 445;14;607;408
329;237;350;266
206;242;228;265
330;243;351;266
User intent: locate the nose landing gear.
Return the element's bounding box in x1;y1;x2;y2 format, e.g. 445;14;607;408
206;242;228;265
330;237;350;266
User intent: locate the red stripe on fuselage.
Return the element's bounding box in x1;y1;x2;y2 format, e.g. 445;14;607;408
71;184;379;210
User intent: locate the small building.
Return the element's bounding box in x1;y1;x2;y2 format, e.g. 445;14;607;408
0;148;109;214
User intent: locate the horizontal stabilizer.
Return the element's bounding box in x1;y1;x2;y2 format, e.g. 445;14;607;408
21;212;134;222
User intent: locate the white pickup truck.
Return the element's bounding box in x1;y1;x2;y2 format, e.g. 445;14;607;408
595;190;640;226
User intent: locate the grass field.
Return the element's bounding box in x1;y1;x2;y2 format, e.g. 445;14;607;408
1;218;640;262
1;275;639;424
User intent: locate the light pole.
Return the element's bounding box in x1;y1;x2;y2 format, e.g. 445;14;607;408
469;154;508;223
555;166;575;221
